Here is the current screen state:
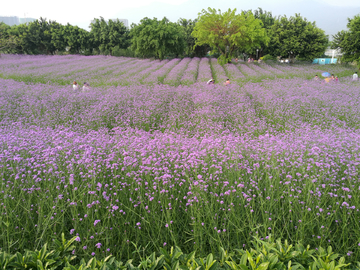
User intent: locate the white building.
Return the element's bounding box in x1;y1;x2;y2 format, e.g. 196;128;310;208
324;48;342;58
0;16;36;26
0;16;19;26
113;19;128;28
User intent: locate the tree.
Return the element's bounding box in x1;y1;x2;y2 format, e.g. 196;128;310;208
333;15;360;67
191;8;268;64
28;18;60;54
2;19;92;55
0;22;20;56
60;24;90;54
178;18;209;57
6;23;37;54
90;17;130;54
7;18;64;54
249;8;276;58
331;30;346;50
50;23;67;52
268;14;328;62
130;17;186;59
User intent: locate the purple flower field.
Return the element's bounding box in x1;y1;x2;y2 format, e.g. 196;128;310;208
0;55;360;261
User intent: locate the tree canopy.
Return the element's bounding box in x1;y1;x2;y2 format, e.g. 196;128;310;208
178;18;209;58
332;15;360;67
268;14;328;62
5;18;73;55
192;8;268;64
90;17;130;55
249;8;276;57
130;17;185;59
0;22;20;56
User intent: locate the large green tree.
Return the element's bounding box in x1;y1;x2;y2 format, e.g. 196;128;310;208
130;17;186;59
268;14;328;62
0;22;20;56
90;17;130;54
250;8;276;57
191;8;268;64
50;23;90;54
7;18;64;54
331;30;346;50
61;24;90;54
178;18;209;57
1;19;93;55
332;15;360;67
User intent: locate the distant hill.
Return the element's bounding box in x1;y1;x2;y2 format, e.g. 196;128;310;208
112;0;360;38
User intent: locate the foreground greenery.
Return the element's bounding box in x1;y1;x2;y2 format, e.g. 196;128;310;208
1;234;357;270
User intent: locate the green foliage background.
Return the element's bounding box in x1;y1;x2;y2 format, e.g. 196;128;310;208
0;7;337;62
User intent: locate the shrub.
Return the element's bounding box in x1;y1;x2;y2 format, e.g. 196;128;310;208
111;46;135;57
261;54;276;61
0;235;355;270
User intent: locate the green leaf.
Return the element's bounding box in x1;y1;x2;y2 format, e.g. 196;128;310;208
257;262;269;270
37;259;45;270
239;264;250;270
206;253;213;267
172;260;179;270
240;253;248;266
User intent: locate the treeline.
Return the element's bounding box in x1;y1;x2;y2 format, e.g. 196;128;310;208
3;7;356;64
0;17;131;56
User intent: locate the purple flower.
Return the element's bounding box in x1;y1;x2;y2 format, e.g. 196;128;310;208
94;220;100;226
95;243;102;249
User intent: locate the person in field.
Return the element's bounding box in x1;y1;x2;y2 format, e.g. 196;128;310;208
314;75;319;81
207;78;215;85
82;82;90;92
335;76;339;82
353;72;358;80
224;79;231;86
72;81;79;90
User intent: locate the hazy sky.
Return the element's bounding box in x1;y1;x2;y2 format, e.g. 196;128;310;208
2;0;360;36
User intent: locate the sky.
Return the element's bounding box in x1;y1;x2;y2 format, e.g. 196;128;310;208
2;0;360;37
